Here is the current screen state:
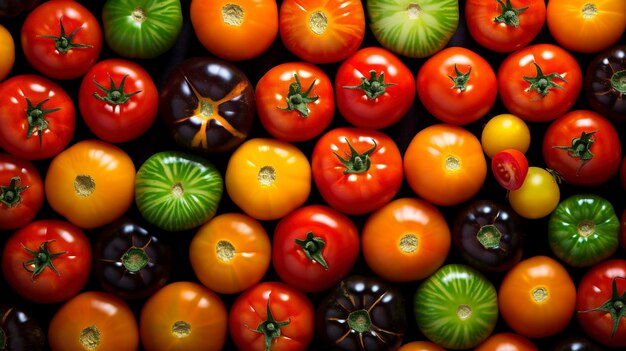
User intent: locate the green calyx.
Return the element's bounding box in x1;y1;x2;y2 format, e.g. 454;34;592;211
494;0;528;28
93;75;142;105
343;70;396;100
612;69;626;94
121;247;150;272
553;130;596;175
25;97;60;148
347;309;372;333
0;176;29;208
294;231;328;270
580;277;626;337
21;240;67;281
334;138;377;174
252;299;291;351
449;64;472;92
279;74;318;117
39;16;93;54
523;62;567;97
476;225;502;249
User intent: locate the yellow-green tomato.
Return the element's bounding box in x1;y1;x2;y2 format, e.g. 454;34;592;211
0;24;15;81
508;167;560;219
481;114;531;158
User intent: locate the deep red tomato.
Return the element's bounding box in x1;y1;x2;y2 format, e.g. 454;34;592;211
0;74;75;160
498;44;582;122
79;58;158;143
21;0;102;80
416;47;497;125
255;62;334;142
229;281;314;351
335;46;415;129
311;127;403;215
0;154;44;230
576;259;626;348
1;220;92;304
543;110;621;186
491;149;528;191
272;205;359;293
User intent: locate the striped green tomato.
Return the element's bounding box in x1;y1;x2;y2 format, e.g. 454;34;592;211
135;151;223;232
367;0;459;58
414;264;498;350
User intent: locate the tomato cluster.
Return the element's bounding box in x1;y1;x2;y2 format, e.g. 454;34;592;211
1;0;626;350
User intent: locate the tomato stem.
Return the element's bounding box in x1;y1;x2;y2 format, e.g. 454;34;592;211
21;240;67;281
294;231;329;270
278;74;318;117
347;309;372;333
39;16;93;54
25;97;60;149
523;62;567;97
553;130;596;176
476;225;502;249
93;74;142;105
579;277;626;337
343;70;396;100
494;0;528;28
448;64;471;92
251;298;290;351
0;176;29;208
121;247;150;272
612;69;626;94
333;138;377;174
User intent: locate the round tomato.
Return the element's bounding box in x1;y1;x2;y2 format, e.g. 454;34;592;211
0;74;75;160
0;24;14;81
78;58;158;143
190;213;271;294
140;282;228;351
0;154;44;230
1;220;91;304
417;47;497;125
255;62;334;142
508;166;560;219
491;149;528;191
552;337;604;351
498;44;582;122
474;332;538;351
585;45;626;121
45;140;135;229
21;0;101;79
621;209;626;251
0;305;45;351
279;0;365;64
498;255;577;338
404;124;487;206
335;46;415;129
191;0;278;61
272;205;359;293
397;341;445;351
312;127;403;215
481;113;531;158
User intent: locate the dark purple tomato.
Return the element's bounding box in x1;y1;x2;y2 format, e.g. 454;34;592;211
0;305;45;351
585;45;626;121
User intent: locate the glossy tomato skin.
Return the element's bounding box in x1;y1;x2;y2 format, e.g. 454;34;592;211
21;0;102;80
0;74;75;160
585;45;626;121
551;337;603;351
417;47;497;124
0;24;14;81
508;166;560;219
272;205;359;292
543;110;621;186
474;332;538;351
1;220;91;304
312;127;402;215
0;305;45;351
0;154;44;230
335;46;415;129
481;113;531;158
79;58;158;143
397;341;445;351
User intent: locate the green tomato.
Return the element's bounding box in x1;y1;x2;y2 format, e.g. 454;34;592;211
367;0;459;58
102;0;183;59
414;264;498;350
135;151;223;232
548;194;619;268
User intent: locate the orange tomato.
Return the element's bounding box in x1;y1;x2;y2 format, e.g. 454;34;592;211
189;213;271;294
0;24;14;81
474;332;538;351
45;140;135;229
397;341;446;351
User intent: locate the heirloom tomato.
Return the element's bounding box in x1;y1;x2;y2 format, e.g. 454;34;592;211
335;46;415;129
508;167;560;219
311;127;402;215
397;341;445;351
0;24;14;81
491;149;528;191
416;47;497;125
0;154;44;230
0;305;45;351
474;332;538;351
255;62;334;142
0;74;75;160
585;45;626;121
481;113;530;158
2;220;91;304
552;337;603;351
21;0;102;79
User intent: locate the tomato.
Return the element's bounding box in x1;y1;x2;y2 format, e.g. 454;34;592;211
397;341;445;351
102;0;183;59
498;255;577;338
140;282;228;351
311;127;403;215
508;166;560;219
229;282;314;351
335;46;415;129
1;220;91;304
474;332;538;351
465;0;546;53
547;0;626;54
0;0;40;18
190;213;271;294
576;259;626;348
621;209;626;251
481;113;531;158
78;59;158;143
491;149;528;191
543;110;621;186
416;47;497;125
279;0;365;64
272;205;359;293
21;0;101;80
404;124;487;206
256;62;334;142
48;291;139;351
552;337;604;351
45;140;135;229
0;154;44;230
585;45;626;121
0;24;14;81
0;305;45;351
497;44;582;122
0;74;75;160
362;198;451;282
191;0;278;61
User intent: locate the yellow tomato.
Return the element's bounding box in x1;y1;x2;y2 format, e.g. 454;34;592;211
0;24;15;81
481;114;531;158
508;167;560;219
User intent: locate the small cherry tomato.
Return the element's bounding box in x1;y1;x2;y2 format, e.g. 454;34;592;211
481;113;531;158
491;149;529;191
508;167;560;219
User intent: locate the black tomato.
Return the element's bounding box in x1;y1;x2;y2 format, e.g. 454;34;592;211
0;305;45;351
585;45;626;121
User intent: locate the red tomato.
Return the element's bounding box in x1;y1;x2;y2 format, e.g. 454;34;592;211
0;74;75;160
21;0;102;80
335;46;415;129
78;58;158;143
255;62;334;142
0;154;44;230
416;47;497;125
474;332;538;351
543;110;621;186
498;44;582;122
491;149;528;191
311;127;403;215
229;281;314;351
1;220;92;303
272;205;359;293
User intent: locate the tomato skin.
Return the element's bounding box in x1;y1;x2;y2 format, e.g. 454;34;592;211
2;220;92;304
0;305;45;351
335;46;415;129
508;166;560;219
474;332;538;351
621;209;626;251
0;154;44;230
0;24;14;81
481;113;531;158
491;149;528;191
397;341;445;351
585;45;626;121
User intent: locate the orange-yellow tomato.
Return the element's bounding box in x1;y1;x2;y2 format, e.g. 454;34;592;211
397;341;446;351
474;332;538;351
0;24;14;81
